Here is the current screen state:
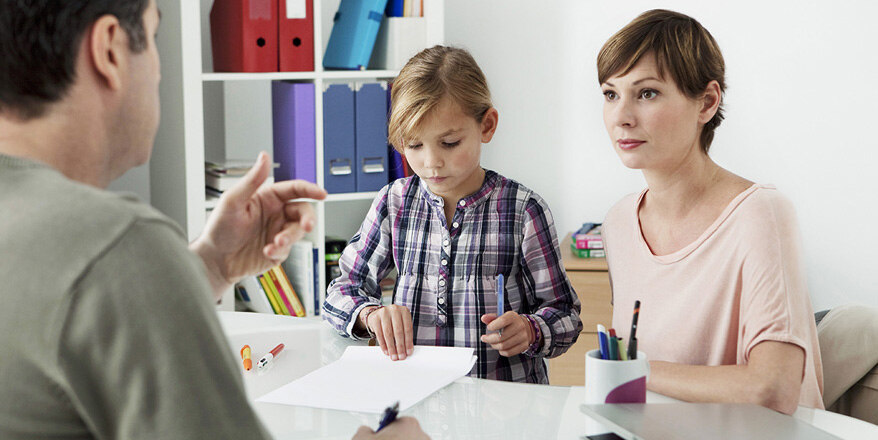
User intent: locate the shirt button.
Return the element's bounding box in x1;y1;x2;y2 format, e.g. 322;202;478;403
459;200;466;207
443;239;449;246
438;298;445;305
441;259;448;266
452;222;459;228
439;279;446;287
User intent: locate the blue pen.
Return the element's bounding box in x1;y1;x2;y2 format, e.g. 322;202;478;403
376;401;399;432
497;274;505;318
597;324;610;360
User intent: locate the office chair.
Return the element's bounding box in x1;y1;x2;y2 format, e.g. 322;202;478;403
816;304;878;425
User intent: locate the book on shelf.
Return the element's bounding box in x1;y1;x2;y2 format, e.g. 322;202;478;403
266;268;296;316
282;241;317;316
272;266;306;317
237;266;306;317
206;159;262;176
256;273;283;314
569;242;606;259
572;223;603;250
574;235;603;250
205;188;221;211
236;276;274;314
205;168;275;192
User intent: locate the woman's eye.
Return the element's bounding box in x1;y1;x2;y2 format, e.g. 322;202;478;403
603;90;618;101
640;89;658;100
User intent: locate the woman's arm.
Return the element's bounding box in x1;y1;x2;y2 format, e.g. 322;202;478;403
648;340;805;414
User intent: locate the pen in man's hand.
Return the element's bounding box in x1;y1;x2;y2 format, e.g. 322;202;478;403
376;401;400;432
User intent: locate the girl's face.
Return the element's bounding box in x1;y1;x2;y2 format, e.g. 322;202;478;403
601;52;707;172
403;97;497;202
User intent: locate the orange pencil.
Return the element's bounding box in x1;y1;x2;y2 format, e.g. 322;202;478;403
241;345;252;371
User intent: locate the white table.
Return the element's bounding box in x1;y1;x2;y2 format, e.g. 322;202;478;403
218;312;878;439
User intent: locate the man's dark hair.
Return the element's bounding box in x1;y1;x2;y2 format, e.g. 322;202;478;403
0;0;150;120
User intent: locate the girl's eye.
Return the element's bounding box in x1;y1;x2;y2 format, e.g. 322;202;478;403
640;89;658;100
443;141;461;148
406;143;422;150
603;90;618;101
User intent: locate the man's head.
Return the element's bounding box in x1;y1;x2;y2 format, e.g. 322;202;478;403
0;0;150;120
0;0;162;186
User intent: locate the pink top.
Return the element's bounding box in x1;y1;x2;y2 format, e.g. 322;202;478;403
604;184;824;409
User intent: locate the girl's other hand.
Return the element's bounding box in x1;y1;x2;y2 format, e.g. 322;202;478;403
480;312;535;357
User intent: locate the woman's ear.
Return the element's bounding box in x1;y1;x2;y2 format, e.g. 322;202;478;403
698;81;722;124
480;107;499;143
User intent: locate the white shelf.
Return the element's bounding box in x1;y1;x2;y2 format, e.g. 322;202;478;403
153;0;443;313
320;69;400;79
201;70;400;82
202;72;319;82
325;192;381;202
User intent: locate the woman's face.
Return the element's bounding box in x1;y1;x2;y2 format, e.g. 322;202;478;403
601;53;705;171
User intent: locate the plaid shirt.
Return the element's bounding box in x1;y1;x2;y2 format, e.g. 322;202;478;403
322;170;582;383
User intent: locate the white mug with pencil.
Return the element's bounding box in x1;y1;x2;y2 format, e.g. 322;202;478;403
585;300;649;404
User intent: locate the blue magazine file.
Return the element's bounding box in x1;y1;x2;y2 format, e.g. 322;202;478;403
323;0;390;70
323;83;357;193
355;81;390;191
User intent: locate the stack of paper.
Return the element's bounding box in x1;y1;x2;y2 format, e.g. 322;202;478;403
257;346;476;413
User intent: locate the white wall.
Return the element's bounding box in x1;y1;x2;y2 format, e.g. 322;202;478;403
446;0;878;310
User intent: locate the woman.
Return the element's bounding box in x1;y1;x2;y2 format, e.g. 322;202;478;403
599;9;823;414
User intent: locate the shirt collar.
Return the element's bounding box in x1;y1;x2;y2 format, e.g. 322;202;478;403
417;169;499;210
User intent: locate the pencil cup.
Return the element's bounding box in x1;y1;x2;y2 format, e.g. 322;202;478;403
584;349;649;404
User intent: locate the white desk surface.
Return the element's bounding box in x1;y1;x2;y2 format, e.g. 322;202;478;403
218;312;878;440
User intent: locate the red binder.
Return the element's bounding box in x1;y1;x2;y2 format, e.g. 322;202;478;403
210;0;279;72
278;0;315;72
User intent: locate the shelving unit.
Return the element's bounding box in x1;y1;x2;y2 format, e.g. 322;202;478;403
152;0;444;311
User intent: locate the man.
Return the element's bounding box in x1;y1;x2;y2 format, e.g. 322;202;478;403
0;1;426;439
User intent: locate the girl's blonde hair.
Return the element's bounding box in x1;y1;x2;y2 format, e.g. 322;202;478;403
388;45;492;150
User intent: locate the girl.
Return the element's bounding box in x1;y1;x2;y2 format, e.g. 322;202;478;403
323;46;582;383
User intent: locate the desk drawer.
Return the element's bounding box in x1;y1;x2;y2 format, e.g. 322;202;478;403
568;270;612;330
548;332;599;386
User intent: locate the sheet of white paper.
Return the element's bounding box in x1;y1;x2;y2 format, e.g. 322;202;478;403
256;345;476;413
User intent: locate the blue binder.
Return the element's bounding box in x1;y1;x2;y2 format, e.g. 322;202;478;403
355;81;389;191
323;0;389;70
323;83;356;193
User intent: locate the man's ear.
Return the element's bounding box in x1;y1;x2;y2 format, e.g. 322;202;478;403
698;80;721;124
480;107;499;143
88;15;128;91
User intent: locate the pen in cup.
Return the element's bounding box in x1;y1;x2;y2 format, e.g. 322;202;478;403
627;300;640;360
608;328;619;361
597;324;610;360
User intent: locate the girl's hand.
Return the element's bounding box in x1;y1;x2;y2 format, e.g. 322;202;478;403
479;312;535;357
361;305;414;361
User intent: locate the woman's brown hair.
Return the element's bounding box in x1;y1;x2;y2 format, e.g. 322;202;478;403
598;9;726;153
